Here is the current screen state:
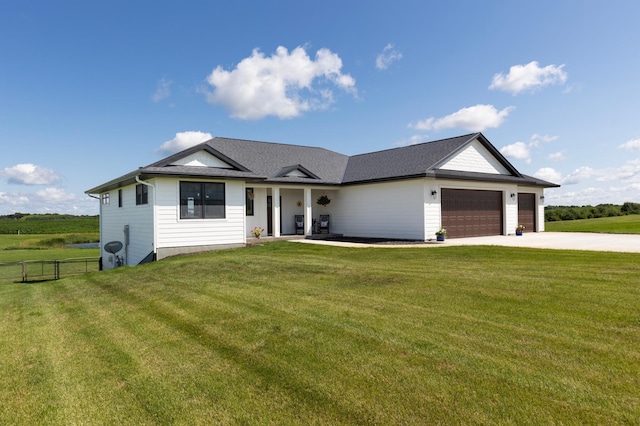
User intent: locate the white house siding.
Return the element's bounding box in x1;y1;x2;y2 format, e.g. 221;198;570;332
333;180;425;240
99;184;154;270
246;187;268;237
439;139;510;175
423;180;442;239
154;178;245;258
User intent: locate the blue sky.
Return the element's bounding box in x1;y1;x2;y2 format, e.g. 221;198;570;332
2;1;640;215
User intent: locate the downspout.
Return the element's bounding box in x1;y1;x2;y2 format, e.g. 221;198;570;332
135;176;157;262
88;194;102;270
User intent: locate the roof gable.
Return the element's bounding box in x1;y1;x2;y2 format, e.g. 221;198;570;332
274;165;320;179
437;138;510;175
169;150;235;168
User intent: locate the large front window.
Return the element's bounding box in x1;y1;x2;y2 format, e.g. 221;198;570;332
180;181;225;219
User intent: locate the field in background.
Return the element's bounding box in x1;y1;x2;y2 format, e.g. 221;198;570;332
1;242;638;424
545;214;640;234
0;214;98;234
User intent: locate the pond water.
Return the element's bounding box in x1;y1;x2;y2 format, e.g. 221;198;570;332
66;242;100;249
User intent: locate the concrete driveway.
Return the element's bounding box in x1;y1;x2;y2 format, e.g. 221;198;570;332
294;232;640;253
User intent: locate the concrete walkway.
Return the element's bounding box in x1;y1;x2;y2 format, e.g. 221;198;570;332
293;232;640;253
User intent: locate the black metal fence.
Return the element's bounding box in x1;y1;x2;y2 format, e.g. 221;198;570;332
0;257;100;283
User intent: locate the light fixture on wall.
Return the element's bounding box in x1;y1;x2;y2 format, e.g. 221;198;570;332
540;195;545;201
431;189;438;199
510;192;516;199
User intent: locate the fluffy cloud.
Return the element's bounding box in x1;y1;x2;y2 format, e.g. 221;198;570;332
152;78;172;102
0;188;94;216
548;151;566;161
597;158;640;183
205;46;357;120
618;138;640;150
534;166;595;185
534;167;563;184
501;134;559;163
2;163;60;185
158;131;213;155
410;104;514;132
393;134;427;147
500;141;531;163
375;44;402;70
35;187;77;202
489;61;567;94
562;166;596;185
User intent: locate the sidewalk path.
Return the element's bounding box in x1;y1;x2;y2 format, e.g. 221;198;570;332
293;232;640;253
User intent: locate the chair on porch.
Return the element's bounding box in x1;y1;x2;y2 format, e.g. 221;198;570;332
295;215;305;235
319;215;330;234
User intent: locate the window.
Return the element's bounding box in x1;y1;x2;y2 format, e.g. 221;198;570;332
180;181;225;219
118;189;123;208
246;188;254;216
101;193;110;204
136;184;148;205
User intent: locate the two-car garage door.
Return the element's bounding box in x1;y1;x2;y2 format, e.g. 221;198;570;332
441;189;503;238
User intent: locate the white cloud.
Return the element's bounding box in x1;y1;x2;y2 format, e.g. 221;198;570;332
152;78;172;102
393;134;427;147
618;138;640;150
2;163;60;185
534;167;563;184
597;158;640;183
489;61;567;94
0;188;96;216
562;166;596;185
158;131;213;155
410;104;514;132
375;44;402;70
500;141;531;163
548;151;566;161
529;133;558;146
205;46;357;120
35;187;77;202
534;166;595;186
501;133;559;163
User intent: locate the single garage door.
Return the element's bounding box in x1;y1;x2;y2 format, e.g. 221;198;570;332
517;193;536;232
441;189;503;238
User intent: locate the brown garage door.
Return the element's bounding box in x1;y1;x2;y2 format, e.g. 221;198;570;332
441;189;503;238
517;193;536;232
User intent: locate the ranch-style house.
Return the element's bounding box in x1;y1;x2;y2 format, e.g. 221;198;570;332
86;132;559;269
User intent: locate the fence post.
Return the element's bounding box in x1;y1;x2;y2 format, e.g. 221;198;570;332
22;262;26;283
55;260;59;280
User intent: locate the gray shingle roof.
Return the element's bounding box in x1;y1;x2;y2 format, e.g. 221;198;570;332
86;133;559;194
343;133;480;183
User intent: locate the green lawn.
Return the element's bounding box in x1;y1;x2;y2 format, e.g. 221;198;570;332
1;242;639;424
546;214;640;233
0;234;100;282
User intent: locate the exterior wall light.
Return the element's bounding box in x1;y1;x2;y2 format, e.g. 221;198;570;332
510;192;516;199
431;190;438;199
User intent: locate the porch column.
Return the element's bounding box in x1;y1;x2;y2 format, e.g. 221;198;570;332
273;187;281;237
304;187;313;236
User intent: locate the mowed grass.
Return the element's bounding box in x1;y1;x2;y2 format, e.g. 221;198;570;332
1;242;639;424
546;214;640;234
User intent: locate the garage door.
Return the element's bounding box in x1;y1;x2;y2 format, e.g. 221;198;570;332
517;193;536;232
441;189;503;238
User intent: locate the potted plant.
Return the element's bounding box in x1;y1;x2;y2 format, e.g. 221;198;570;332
435;228;446;241
316;195;331;206
515;224;525;236
251;226;265;239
